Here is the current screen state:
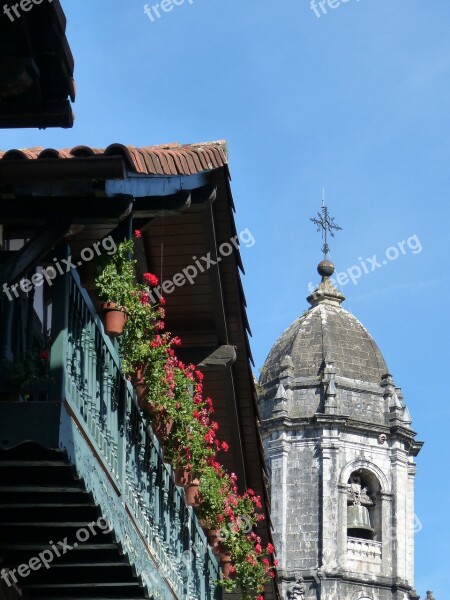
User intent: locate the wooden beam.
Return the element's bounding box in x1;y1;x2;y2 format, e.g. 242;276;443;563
132;192;191;218
176;345;237;369
0;221;71;287
0;100;74;129
197;345;237;369
0;196;132;224
201;193;228;344
0;157;126;185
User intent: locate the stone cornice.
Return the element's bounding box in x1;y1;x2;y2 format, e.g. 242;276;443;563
261;414;422;455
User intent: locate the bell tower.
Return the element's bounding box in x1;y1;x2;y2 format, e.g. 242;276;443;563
257;255;424;600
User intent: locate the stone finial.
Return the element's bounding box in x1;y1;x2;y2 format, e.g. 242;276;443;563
273;383;288;416
403;406;413;427
280;355;295;390
382;374;406;425
322;360;338;414
281;355;294;372
307;261;345;307
381;373;395;394
426;592;436;600
390;391;403;410
275;383;288;401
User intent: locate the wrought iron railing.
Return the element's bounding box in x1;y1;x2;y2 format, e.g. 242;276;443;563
50;265;220;600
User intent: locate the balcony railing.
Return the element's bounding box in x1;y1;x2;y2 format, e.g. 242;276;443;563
50;265;220;600
347;537;382;562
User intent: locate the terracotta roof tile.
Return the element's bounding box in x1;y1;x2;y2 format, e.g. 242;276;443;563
0;141;228;177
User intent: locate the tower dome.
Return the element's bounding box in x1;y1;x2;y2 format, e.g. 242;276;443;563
258;261;409;428
260;302;388;387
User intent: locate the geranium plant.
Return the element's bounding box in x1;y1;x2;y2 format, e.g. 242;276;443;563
95;238;135;308
95;234;277;599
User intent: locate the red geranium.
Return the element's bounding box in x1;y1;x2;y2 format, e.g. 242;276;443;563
143;272;158;286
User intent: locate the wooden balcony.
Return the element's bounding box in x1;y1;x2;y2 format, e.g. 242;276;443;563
0;268;220;600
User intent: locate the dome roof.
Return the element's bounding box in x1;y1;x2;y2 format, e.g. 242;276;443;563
260;302;388;387
259;266;388;389
258;261;415;431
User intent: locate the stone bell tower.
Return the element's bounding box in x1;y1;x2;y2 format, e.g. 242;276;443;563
257;258;423;600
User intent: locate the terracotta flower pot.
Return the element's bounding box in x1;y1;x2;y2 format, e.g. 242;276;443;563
129;367;157;413
212;541;228;558
207;528;221;548
152;417;174;443
220;554;235;579
101;302;127;337
184;478;201;507
174;466;191;487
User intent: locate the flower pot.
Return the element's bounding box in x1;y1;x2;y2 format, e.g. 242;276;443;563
129;367;157;412
220;554;235;579
101;302;127;337
152;417;174;444
184;478;201;507
212;541;228;558
174;466;191;487
207;528;221;548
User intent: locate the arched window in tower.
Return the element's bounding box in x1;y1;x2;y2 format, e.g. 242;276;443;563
346;471;381;542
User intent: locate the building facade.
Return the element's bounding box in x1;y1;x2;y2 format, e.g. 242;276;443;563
0;141;278;600
258;259;423;600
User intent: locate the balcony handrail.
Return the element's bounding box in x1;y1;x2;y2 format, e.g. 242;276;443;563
50;264;220;599
347;537;382;547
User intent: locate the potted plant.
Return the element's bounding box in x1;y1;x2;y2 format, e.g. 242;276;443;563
95;238;135;337
96;235;278;599
3;349;49;399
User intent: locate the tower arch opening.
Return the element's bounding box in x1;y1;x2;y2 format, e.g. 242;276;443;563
346;469;382;542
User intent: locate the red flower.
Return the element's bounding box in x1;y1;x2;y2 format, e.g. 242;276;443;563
134;229;142;238
267;543;275;554
143;272;158;286
221;441;229;452
39;350;49;360
159;297;166;305
139;291;150;305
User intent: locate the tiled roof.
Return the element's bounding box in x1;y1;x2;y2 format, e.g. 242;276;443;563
0;141;228;177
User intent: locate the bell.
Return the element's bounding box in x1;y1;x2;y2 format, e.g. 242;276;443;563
347;505;374;540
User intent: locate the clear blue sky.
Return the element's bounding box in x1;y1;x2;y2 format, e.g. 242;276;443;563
2;0;449;595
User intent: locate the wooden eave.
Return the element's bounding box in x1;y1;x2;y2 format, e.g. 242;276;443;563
0;0;75;129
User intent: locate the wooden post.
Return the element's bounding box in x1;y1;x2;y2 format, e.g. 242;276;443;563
48;245;70;403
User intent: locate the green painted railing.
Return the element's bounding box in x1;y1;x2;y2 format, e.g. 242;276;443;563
50;263;220;600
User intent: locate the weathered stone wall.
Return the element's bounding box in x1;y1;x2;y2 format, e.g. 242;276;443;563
264;420;417;599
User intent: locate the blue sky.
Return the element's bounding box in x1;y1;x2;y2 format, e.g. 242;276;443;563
2;0;449;595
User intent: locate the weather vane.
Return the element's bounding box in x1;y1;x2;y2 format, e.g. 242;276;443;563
310;189;342;258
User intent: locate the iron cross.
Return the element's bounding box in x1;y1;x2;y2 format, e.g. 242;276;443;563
310;190;342;257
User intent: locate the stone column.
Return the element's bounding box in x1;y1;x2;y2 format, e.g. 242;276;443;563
268;435;289;572
380;491;394;578
406;461;417;585
320;426;341;574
